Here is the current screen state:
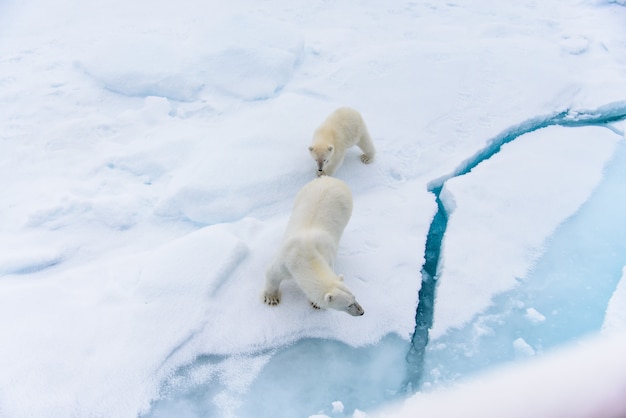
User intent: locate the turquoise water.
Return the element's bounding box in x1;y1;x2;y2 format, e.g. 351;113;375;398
148;335;409;418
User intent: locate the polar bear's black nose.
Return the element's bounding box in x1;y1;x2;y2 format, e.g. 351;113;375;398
347;302;364;316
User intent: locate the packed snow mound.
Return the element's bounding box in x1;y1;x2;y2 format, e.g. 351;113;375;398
78;14;304;101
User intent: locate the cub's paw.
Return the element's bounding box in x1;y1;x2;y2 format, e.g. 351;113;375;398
310;301;321;310
263;292;281;306
360;153;374;164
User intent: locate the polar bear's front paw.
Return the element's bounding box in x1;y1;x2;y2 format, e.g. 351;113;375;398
360;153;374;164
263;292;281;306
310;301;321;310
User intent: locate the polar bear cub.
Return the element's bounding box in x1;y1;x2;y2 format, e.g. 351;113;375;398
308;107;375;177
263;176;364;316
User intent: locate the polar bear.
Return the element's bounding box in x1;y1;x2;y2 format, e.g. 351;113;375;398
262;176;364;316
308;107;376;177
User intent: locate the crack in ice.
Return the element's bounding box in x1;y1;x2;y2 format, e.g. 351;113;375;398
402;101;626;393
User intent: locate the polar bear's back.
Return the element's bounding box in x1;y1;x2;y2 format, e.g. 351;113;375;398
316;107;365;149
285;176;353;243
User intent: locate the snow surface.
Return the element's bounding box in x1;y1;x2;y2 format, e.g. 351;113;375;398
2;0;626;417
603;267;626;336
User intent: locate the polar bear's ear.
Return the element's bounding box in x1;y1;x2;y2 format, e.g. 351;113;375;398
338;274;344;281
308;146;314;151
327;145;334;152
324;293;333;303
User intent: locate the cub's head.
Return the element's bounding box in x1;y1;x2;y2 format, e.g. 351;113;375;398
308;144;334;174
323;276;364;316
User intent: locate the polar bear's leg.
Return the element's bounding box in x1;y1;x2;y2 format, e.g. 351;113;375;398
323;154;344;177
357;129;376;164
263;261;289;306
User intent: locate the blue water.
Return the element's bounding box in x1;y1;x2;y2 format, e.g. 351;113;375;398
403;188;447;392
238;335;408;417
148;335;409;418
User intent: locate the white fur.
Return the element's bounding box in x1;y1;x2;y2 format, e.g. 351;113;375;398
308;107;376;177
263;176;364;316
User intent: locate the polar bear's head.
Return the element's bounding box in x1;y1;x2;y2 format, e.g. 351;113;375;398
308;144;334;174
324;277;364;316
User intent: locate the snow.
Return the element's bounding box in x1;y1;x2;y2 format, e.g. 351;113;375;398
524;308;546;324
512;337;536;358
1;0;626;417
603;267;626;335
332;401;345;414
78;13;304;102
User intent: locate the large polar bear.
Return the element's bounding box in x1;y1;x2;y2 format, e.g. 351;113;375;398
262;176;364;316
308;107;376;177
